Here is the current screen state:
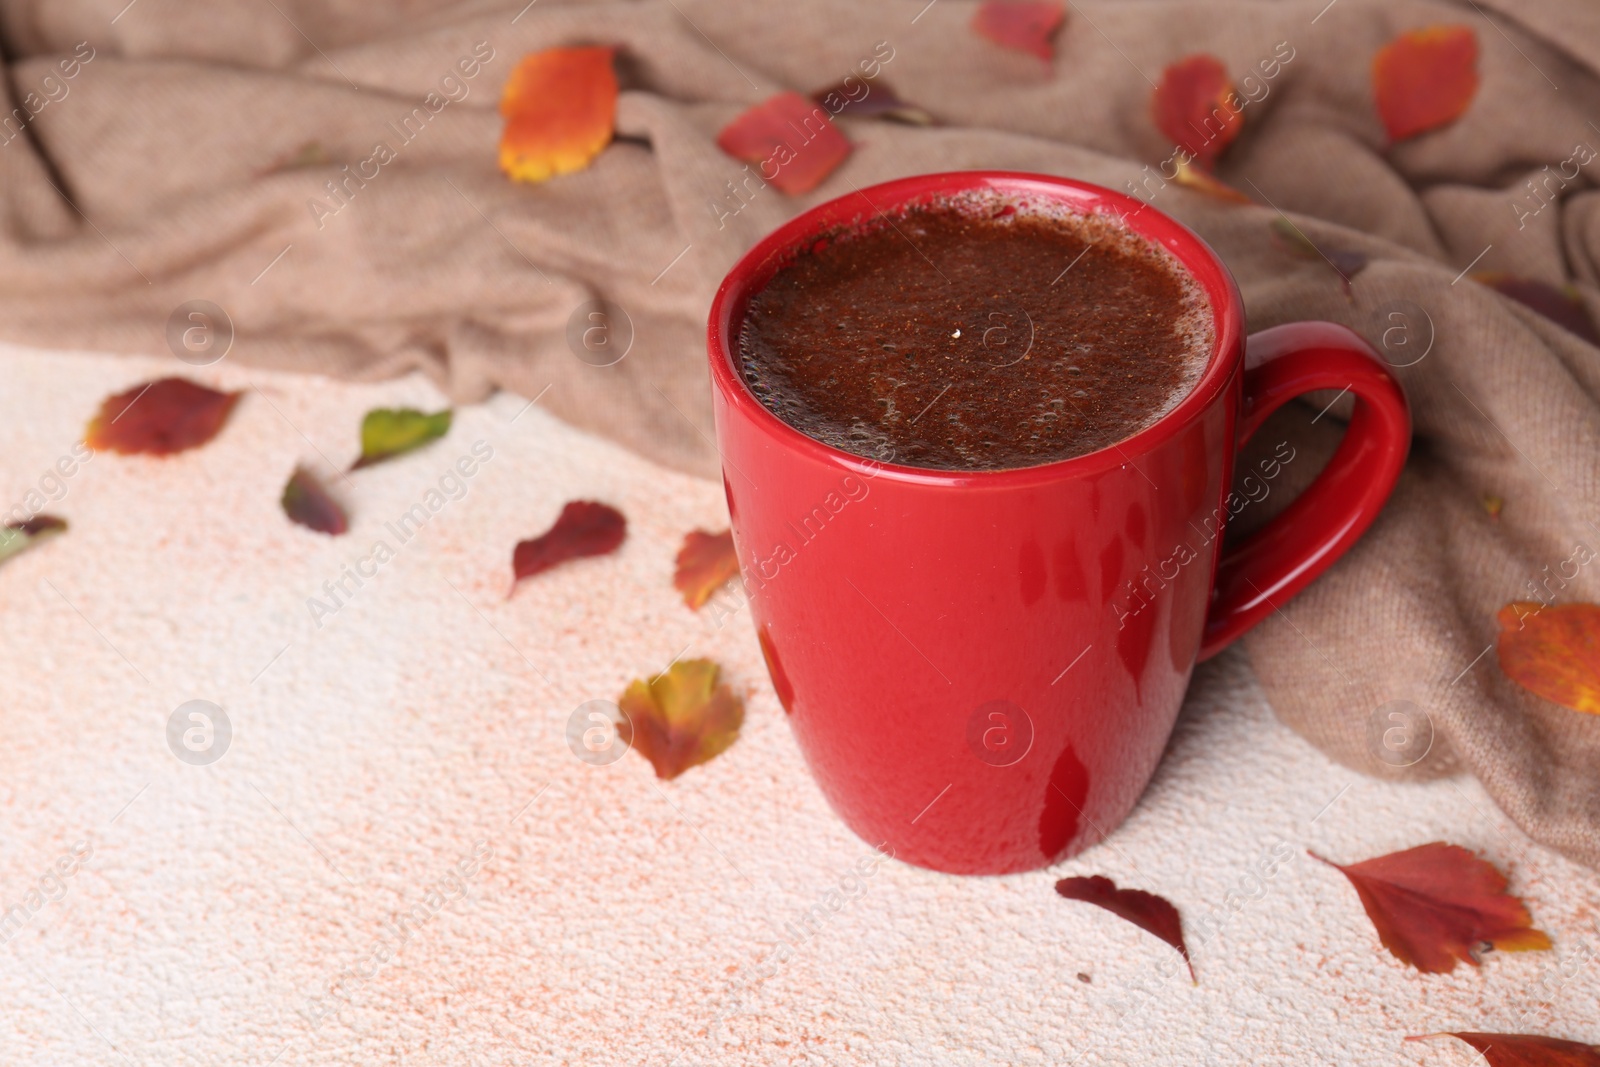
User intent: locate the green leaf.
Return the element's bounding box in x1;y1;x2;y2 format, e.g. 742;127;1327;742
352;408;452;469
0;515;67;567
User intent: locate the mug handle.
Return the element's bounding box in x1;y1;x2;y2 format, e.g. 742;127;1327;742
1198;321;1411;660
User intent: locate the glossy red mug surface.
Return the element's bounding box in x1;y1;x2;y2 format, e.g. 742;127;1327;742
707;172;1410;875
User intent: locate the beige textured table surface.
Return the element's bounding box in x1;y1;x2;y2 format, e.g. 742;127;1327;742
0;343;1596;1067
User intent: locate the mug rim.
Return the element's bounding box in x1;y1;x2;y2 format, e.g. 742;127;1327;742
707;169;1244;489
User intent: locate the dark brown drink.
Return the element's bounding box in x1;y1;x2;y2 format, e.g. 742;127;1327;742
737;192;1213;471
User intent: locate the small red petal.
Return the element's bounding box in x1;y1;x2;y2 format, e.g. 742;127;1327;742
972;1;1066;64
281;466;348;536
716;92;851;195
1373;25;1479;143
512;500;627;588
85;378;240;455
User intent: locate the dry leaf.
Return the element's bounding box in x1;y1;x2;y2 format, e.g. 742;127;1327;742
351;407;452;470
716;92;851;195
1172;157;1252;203
512;500;626;591
674;529;740;610
1482;493;1505;520
262;139;331;174
971;1;1066;63
0;514;66;567
1473;273;1600;346
499;46;618;184
811;80;935;125
1407;1032;1600;1066
1312;843;1551;973
1153;54;1241;170
282;466;348;536
85;378;241;455
1373;25;1479;143
1055;875;1195;982
618;658;744;779
1270;216;1369;295
1497;602;1600;714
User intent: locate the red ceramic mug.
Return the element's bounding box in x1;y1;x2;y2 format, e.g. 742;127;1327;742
707;171;1410;875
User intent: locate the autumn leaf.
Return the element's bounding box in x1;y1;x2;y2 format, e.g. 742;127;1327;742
716;92;851;195
85;378;241;455
1172;157;1252;203
971;1;1066;64
1497;602;1600;714
1482;493;1504;519
261;139;331;175
674;529;740;610
1407;1032;1600;1066
512;500;626;591
1270;216;1369;295
1312;843;1551;973
1055;875;1195;982
1373;26;1479;143
351;407;452;470
1473;273;1600;346
0;515;66;567
811;80;935;125
499;46;618;184
1153;55;1241;170
282;466;348;536
618;658;744;779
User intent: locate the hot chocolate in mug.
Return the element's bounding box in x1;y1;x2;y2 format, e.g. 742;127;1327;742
706;171;1411;875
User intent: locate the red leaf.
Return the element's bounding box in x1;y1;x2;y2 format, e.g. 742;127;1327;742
971;1;1066;63
512;500;626;590
281;466;348;536
716;92;851;195
85;378;240;455
1312;843;1551;973
1153;54;1241;170
618;658;744;780
674;529;740;610
1373;25;1479;143
1407;1032;1600;1066
1055;875;1195;981
1497;601;1600;715
811;80;935;125
1473;273;1600;346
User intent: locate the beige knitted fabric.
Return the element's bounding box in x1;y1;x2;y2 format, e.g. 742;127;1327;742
0;0;1596;865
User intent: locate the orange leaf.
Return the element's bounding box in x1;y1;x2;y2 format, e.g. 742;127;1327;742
281;466;348;536
1172;157;1252;203
971;1;1066;63
1373;26;1478;143
499;46;618;184
674;529;740;610
85;377;241;455
1153;55;1241;170
1056;875;1195;981
512;500;626;592
1497;601;1600;714
1312;843;1551;973
716;92;851;195
618;658;744;780
1407;1032;1600;1066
